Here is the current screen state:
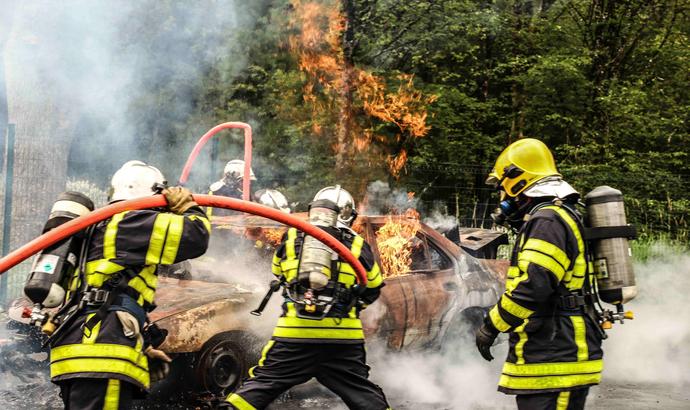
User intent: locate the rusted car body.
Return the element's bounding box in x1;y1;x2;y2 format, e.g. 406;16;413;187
5;214;508;401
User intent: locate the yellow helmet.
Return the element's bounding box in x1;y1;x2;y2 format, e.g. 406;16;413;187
486;138;560;197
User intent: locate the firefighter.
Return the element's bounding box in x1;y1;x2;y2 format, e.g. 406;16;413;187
476;139;604;410
223;186;390;410
207;159;256;217
50;160;211;409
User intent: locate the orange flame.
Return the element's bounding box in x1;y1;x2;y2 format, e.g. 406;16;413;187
288;0;436;177
375;208;421;278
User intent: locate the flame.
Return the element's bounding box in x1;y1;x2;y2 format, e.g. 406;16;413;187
375;208;421;278
288;0;436;177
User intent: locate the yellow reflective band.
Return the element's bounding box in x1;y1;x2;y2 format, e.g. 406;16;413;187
489;305;511;332
51;343;149;388
502;359;603;376
161;214;184;264
128;276;155;304
146;214;172;265
522;238;570;269
500;295;534;319
557;390;571;410
351;236;364;259
286;229;298;260
571;316;589;361
272;326;365;340
506;269;529;296
51;343;148;367
280;259;299;271
104;379;120;410
137;266;159;289
226;393;257;410
272;264;282;276
104;212;127;260
507;266;520;279
82;313;101;344
367;263;383;288
518;250;566;280
499;372;601;391
546;206;588;290
273;317;364;340
86;260;125;275
248;340;275;378
515;319;529;365
188;214;212;234
51;357;150;389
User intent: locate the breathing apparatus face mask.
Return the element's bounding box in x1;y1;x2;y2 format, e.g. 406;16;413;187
491;190;532;231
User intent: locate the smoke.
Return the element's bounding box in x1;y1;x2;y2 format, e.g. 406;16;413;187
365;244;690;409
599;243;690;385
361;180;420;215
4;1;257;187
424;209;460;233
368;322;513;410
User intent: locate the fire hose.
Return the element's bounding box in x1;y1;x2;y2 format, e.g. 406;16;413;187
0;195;368;286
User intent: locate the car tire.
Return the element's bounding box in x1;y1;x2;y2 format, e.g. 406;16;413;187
194;331;260;397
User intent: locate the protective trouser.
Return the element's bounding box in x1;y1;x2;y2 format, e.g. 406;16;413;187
226;341;390;410
516;387;589;410
59;378;134;410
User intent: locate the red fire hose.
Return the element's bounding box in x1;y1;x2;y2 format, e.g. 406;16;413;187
0;195;368;285
178;122;253;201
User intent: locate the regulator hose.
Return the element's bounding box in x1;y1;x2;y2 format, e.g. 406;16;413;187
0;195;368;286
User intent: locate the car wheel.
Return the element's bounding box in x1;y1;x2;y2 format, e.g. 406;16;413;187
194;331;259;397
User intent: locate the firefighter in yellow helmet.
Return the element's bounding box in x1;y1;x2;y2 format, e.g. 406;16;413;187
223;186;390;410
50;161;211;409
476;139;604;410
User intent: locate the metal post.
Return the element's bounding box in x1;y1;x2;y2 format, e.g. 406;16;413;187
1;123;15;303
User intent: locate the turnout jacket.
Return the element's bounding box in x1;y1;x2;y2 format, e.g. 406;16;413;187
50;206;211;390
271;227;384;344
489;203;603;394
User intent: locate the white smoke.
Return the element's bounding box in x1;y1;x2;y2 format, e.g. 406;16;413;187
366;243;690;409
424;209;460;233
599;243;690;384
361;180;420;215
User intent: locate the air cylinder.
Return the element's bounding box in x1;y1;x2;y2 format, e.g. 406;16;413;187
585;186;637;305
298;200;340;290
24;192;94;307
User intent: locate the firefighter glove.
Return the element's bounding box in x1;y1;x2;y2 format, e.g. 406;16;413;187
145;346;172;383
475;322;499;361
163;186;197;214
143;322;168;349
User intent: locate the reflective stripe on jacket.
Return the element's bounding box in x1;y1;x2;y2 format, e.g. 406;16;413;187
271;227;383;343
489;204;604;394
83;208;211;308
50;207;210;389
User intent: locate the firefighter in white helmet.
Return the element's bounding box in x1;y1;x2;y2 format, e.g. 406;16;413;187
253;189;291;213
476;139;603;410
50;160;211;409
224;185;390;410
207;159;256;217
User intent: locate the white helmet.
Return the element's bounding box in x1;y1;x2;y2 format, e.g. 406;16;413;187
313;185;356;227
254;189;291;213
223;159;256;182
110;160;166;202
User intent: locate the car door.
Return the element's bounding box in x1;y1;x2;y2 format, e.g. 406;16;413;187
362;220;457;350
